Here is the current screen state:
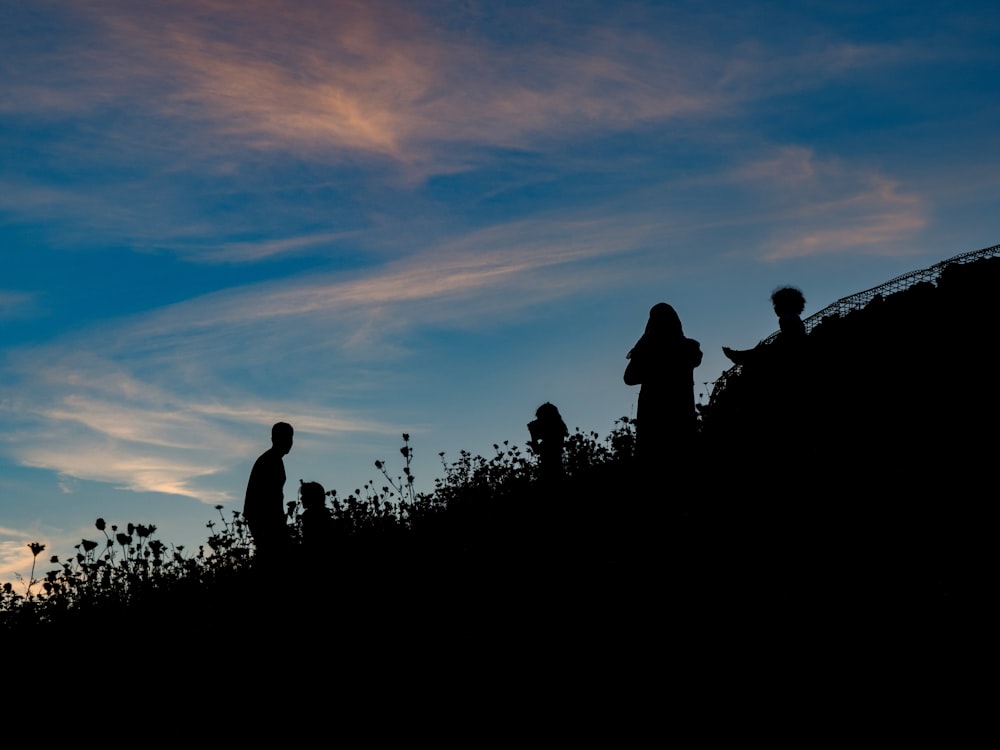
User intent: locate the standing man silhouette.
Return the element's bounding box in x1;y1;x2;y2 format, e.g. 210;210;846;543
244;422;294;567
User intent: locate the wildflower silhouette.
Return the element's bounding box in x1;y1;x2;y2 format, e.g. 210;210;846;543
26;542;45;596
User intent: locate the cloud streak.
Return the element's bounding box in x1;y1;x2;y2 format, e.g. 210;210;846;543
2;401;386;504
108;212;658;352
0;291;36;320
0;347;398;503
90;1;722;165
0;1;935;268
176;232;360;264
717;147;927;259
6;2;916;177
763;175;926;260
0;208;657;502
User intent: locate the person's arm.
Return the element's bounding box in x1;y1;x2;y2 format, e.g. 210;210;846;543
624;352;643;385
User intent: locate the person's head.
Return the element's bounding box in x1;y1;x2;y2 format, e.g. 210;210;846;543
771;287;805;317
535;402;562;422
299;481;326;511
646;302;683;338
271;421;294;455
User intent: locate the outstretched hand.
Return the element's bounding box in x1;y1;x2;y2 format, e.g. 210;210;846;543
722;346;745;365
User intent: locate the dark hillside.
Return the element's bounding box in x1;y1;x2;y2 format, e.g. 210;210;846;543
702;249;1000;471
695;252;998;618
8;250;996;687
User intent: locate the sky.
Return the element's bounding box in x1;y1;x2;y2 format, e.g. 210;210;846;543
2;0;998;586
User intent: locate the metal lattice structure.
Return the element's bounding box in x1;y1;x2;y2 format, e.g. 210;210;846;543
707;242;1000;405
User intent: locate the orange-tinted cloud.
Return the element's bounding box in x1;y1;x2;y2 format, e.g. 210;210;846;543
4;360;397;502
762;174;926;260
65;1;723;174
721;147;927;260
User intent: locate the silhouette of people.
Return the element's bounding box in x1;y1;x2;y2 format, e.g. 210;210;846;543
243;421;294;567
624;303;703;464
723;286;806;366
527;402;569;481
298;480;333;548
713;287;809;465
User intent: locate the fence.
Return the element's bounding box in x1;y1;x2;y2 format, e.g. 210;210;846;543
707;242;1000;405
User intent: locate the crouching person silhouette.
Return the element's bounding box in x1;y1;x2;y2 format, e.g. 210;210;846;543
528;402;569;482
243;421;294;573
299;480;333;548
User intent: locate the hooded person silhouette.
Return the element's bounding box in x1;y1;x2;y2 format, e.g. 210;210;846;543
624;303;703;464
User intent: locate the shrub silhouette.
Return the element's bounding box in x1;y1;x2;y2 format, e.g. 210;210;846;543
1;424;639;638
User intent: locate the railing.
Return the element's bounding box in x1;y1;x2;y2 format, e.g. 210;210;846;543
707;242;1000;405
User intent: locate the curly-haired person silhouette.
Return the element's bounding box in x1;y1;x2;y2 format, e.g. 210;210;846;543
715;287;810;465
528;402;569;482
243;422;293;568
723;286;806;366
624;303;703;465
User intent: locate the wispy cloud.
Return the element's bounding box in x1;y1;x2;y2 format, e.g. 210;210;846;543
5;1;841;177
0;539;36;590
0;208;659;501
175;231;359;264
719;147;927;259
763;175;926;260
719;38;925;98
0;177;213;250
3;2;727;255
16;444;232;502
1;1;936;268
727;146;820;185
0;350;397;503
89;1;724;166
2;402;382;504
114;211;661;352
0;291;36;320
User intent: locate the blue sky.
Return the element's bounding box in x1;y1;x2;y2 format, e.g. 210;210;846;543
2;0;998;584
